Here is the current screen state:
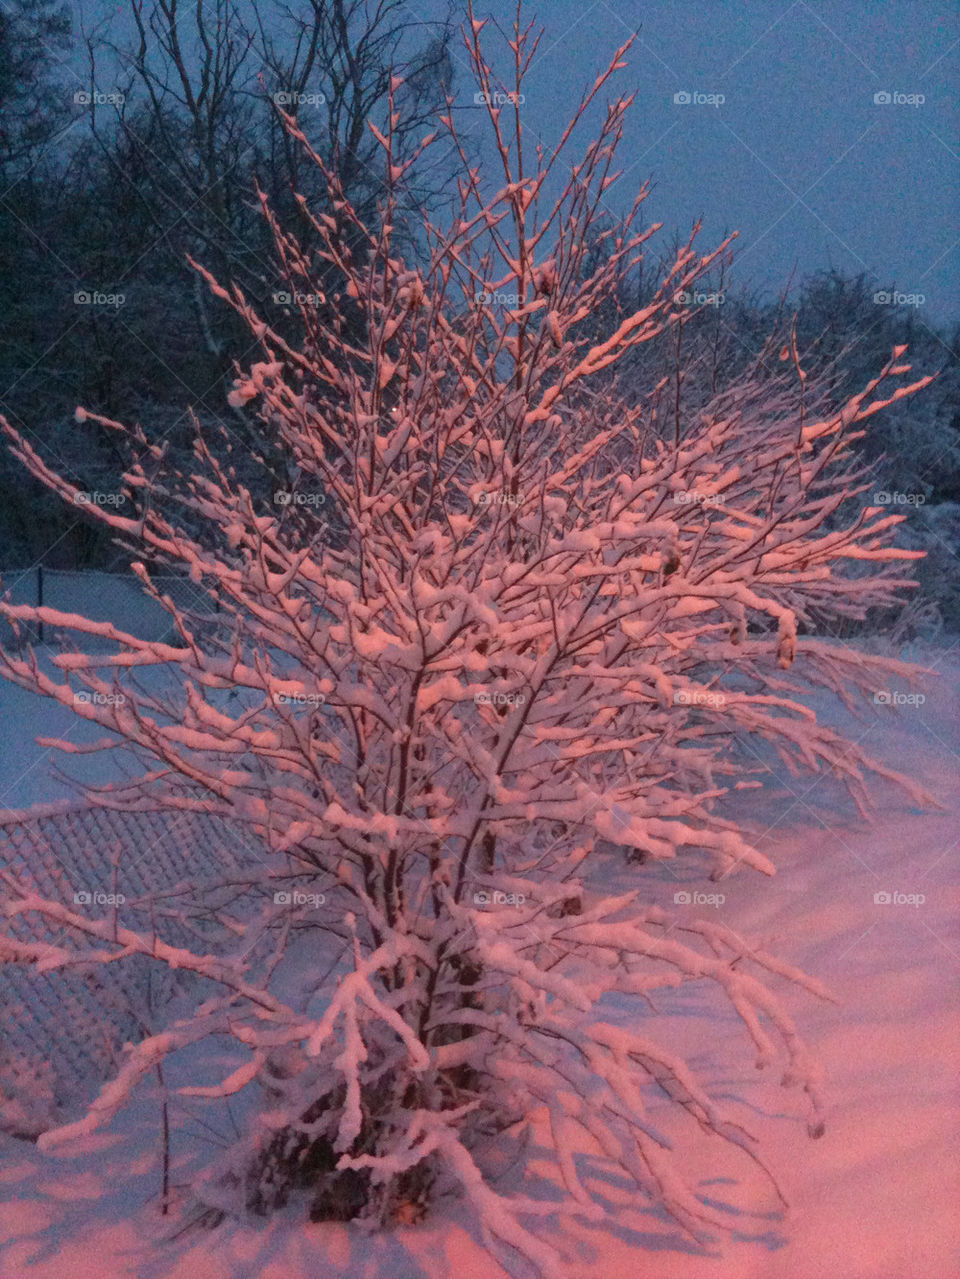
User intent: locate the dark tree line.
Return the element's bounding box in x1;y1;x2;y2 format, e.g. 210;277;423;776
0;0;456;567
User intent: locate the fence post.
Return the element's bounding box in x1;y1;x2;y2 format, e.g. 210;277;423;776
37;565;44;644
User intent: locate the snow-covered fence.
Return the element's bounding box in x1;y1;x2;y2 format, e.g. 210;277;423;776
0;802;263;1137
0;567;211;649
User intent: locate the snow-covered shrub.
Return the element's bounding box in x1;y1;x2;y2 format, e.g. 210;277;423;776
600;262;960;639
0;11;935;1276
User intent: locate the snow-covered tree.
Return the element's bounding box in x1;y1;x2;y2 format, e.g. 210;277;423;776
0;9;935;1275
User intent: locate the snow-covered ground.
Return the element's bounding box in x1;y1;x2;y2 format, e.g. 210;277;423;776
0;642;957;1279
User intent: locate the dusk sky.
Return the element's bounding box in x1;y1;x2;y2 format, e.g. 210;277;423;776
66;1;957;330
452;0;958;326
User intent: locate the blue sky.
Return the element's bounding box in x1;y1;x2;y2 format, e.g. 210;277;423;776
447;0;958;325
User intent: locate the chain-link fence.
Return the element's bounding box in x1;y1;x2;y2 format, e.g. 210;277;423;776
0;801;264;1138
